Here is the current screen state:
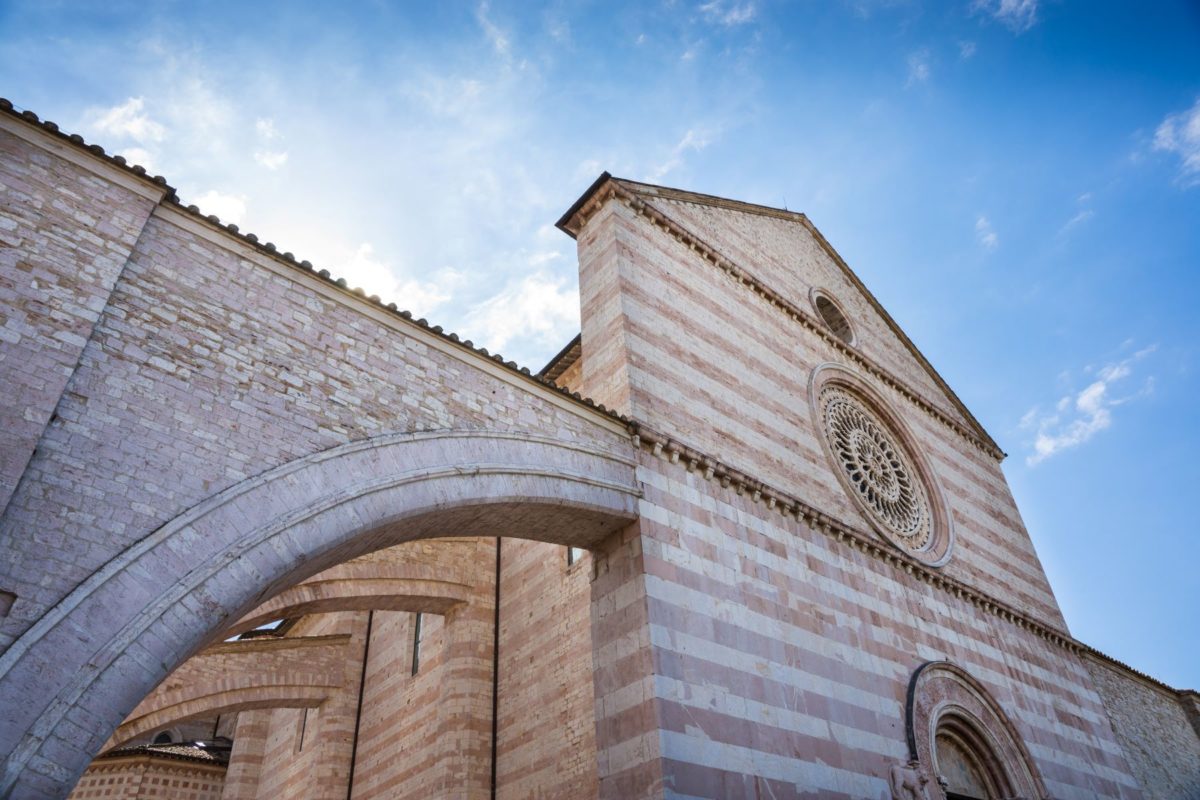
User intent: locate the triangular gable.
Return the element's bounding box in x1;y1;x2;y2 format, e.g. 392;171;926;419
559;175;1001;457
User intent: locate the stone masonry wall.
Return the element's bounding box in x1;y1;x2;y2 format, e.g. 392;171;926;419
1087;656;1200;800
350;610;450;799
0;122;629;656
574;189;1064;628
571;184;1147;797
67;755;225;800
0;121;163;519
620;452;1142;798
496;537;599;798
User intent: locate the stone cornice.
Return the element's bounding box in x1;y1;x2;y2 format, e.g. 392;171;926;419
629;421;1196;696
567;178;1005;461
627;422;1090;659
203;632;351;656
1080;646;1198;700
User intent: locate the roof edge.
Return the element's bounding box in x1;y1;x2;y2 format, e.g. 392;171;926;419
538;332;582;380
555;171;612;238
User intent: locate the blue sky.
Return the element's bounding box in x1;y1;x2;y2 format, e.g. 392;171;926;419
3;1;1198;689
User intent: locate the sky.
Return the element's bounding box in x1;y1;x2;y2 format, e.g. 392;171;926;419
2;0;1198;689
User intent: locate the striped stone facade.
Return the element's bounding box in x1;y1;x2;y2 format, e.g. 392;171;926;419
1;101;1197;799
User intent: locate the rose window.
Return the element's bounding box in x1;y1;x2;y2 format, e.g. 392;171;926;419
820;385;932;552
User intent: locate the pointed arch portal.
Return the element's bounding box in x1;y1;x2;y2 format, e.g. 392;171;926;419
0;429;639;797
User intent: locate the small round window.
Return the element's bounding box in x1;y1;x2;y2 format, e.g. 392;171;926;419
812;290;855;346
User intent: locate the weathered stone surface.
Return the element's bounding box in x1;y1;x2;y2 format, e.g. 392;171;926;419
1;108;1192;800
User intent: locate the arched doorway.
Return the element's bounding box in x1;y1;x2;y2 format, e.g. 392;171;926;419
0;429;639;798
904;661;1047;800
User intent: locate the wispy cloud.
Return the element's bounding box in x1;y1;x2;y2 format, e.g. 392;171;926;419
1021;345;1157;465
252;117;288;170
337;243;456;317
84;96;165;143
974;0;1039;33
1060;208;1094;234
1153;97;1200;187
476;2;512;58
464;270;579;356
958;40;977;59
906;49;931;87
698;0;757;26
645;128;716;181
192;189;248;225
975;215;998;249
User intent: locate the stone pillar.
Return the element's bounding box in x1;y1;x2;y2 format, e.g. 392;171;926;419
222;711;270;800
311;613;371;800
431;540;496;799
589;521;666;800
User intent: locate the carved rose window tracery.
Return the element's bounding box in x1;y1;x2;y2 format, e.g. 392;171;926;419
820;385;933;552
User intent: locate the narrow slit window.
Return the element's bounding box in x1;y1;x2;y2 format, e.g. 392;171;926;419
567;546;586;566
411;612;423;676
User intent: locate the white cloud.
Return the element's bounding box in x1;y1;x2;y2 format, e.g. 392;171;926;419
1060;208;1094;233
974;0;1039;33
464;271;579;356
646;128;715;182
254;150;289;170
975;215;998;249
85;97;165;143
119;146;157;174
191;189;247;225
906;49;931;87
699;0;757;26
1153;97;1200;187
476;2;511;58
337;243;454;317
255;118;279;140
958;40;977;59
1022;346;1157;465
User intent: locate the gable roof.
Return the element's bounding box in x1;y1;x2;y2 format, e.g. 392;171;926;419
557;174;1002;457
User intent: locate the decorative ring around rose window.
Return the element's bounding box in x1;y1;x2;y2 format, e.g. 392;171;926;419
810;364;953;566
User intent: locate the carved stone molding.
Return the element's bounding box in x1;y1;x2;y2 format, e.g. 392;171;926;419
905;661;1047;800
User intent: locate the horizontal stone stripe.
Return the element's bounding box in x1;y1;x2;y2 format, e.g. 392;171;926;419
638;468;1086;694
653;670;904;761
648;619;901;722
645;549;1124;770
1025;739;1143;793
658;729;888;798
611;259;1058;606
643;554;1112;736
657;697;893;777
659;758;861;800
625;352;1059;616
643;196;958;413
595;730;663;782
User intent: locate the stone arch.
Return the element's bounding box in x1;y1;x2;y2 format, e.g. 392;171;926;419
112;687;333;750
904;661;1047;799
0;428;639;798
227;578;471;637
104;632;353;750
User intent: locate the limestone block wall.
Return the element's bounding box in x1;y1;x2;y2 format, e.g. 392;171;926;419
496;538;599;798
349;610;450;799
0;119;165;519
572;187;1064;628
224;611;367;800
1086;656;1200;800
0;117;630;656
615;453;1143;798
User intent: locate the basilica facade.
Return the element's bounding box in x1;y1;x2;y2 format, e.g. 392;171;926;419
1;99;1197;799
